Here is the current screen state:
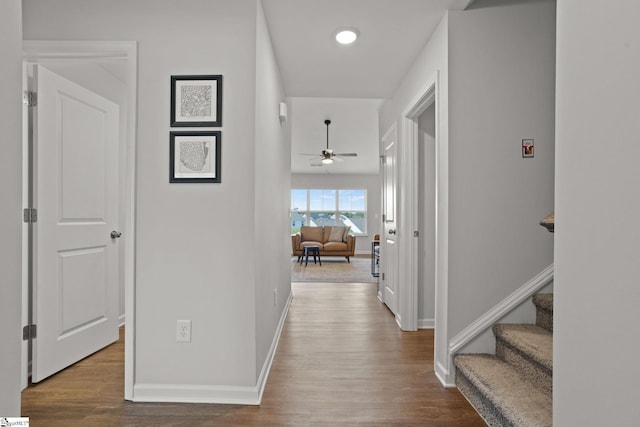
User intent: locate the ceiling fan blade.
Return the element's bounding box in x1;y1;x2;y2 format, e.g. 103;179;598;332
299;153;321;156
310;162;324;167
334;153;358;157
332;157;345;162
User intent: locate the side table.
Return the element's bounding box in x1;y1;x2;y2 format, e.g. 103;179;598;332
302;246;321;267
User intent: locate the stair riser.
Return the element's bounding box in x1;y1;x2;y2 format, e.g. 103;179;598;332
495;340;552;396
532;293;553;332
456;369;515;427
535;307;553;332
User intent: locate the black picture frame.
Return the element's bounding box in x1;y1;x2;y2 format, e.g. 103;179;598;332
170;131;221;183
170;75;222;127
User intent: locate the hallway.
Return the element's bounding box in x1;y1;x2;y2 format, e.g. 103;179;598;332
22;282;484;426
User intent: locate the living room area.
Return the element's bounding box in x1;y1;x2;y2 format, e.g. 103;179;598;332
289;97;382;285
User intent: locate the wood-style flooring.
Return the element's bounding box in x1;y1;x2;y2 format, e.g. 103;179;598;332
21;282;485;426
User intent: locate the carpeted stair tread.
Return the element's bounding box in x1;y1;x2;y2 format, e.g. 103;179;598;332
493;324;552;372
454;354;552;427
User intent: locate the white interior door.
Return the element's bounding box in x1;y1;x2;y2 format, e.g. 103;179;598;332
31;64;120;382
381;126;399;316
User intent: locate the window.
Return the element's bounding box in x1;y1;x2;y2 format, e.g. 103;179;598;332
290;189;367;235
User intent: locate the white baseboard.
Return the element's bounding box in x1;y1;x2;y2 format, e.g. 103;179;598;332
435;360;455;388
418;318;434;329
133;291;294;405
118;314;125;327
132;382;262;405
255;291;293;404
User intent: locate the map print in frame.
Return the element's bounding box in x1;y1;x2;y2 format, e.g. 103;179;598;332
171;75;222;127
170;131;221;183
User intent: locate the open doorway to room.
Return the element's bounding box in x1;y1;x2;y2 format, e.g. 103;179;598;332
417;103;436;329
20;41;137;401
392;74;439;333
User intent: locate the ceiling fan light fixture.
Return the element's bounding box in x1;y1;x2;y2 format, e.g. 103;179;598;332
335;28;359;45
321;157;334;165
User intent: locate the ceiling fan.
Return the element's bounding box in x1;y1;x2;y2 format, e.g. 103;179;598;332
301;119;358;166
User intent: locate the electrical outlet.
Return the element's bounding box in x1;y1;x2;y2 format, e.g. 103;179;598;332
176;320;191;342
273;289;278;306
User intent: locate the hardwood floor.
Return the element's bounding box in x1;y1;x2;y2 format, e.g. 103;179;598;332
21;282;485;426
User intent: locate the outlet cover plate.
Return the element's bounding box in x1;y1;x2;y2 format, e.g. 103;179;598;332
176;319;191;342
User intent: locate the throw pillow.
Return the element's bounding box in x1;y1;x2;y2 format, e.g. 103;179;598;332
328;226;344;242
342;226;351;242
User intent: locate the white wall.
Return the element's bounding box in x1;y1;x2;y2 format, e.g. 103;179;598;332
554;0;640;424
446;0;556;343
254;0;291;378
24;0;289;402
291;173;381;254
0;0;23;416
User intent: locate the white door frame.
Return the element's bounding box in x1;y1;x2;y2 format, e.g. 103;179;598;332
397;72;445;346
22;40;137;399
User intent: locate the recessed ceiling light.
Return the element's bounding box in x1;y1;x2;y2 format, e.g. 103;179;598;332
335;28;359;45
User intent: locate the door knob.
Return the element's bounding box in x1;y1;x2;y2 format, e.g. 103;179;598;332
388;229;396;235
110;231;122;239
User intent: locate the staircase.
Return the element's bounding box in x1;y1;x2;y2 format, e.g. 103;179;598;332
454;294;553;427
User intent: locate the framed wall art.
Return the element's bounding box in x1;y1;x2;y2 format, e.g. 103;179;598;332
522;138;534;158
170;75;222;127
170;131;221;183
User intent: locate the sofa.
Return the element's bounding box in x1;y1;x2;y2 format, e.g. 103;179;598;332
291;225;356;262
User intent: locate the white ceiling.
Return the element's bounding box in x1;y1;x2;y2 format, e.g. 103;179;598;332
262;0;473;98
262;0;475;174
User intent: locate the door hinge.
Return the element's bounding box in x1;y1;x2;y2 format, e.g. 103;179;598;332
23;324;37;340
381;272;385;281
382;214;386;222
23;90;37;107
414;230;419;237
23;208;37;223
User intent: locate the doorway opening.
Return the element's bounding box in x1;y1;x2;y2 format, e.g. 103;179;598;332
417;103;436;329
397;73;439;334
399;71;449;377
21;41;137;399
